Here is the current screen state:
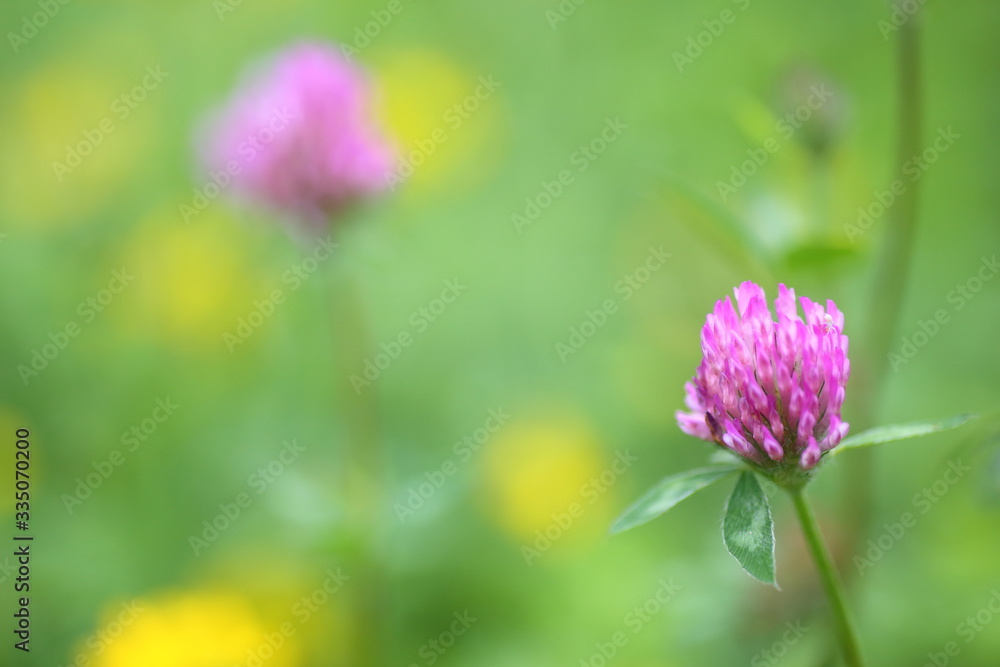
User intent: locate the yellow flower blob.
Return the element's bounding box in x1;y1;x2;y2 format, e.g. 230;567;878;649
114;207;260;350
371;49;505;199
483;416;615;551
0;57;158;231
85;591;299;667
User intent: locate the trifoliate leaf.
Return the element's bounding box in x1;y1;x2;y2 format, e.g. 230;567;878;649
834;414;976;454
723;472;776;586
611;466;739;535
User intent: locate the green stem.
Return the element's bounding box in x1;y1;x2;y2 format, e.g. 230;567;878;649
866;3;923;379
335;265;385;667
847;3;923;553
789;488;864;667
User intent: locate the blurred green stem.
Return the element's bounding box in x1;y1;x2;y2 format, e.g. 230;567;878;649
789;488;864;667
848;5;923;548
336;266;385;667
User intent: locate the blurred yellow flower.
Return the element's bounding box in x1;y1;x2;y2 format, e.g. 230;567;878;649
372;49;505;200
483;416;621;556
0;55;158;231
83;590;299;667
115;207;260;349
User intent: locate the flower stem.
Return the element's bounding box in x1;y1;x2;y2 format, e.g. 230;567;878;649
866;4;923;383
335;265;385;667
848;2;923;562
788;487;864;667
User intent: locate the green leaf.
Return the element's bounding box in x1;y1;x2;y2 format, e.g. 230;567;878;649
834;413;976;454
611;466;739;535
782;241;860;272
650;176;776;284
723;472;776;586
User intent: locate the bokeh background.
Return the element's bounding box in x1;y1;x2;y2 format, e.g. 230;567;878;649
2;0;999;665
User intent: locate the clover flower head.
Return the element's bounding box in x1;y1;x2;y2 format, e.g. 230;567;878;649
200;41;395;231
676;282;850;470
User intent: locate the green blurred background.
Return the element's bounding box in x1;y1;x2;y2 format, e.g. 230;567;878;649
1;0;999;665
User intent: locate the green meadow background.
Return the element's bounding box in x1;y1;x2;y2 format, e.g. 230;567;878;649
1;0;999;665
